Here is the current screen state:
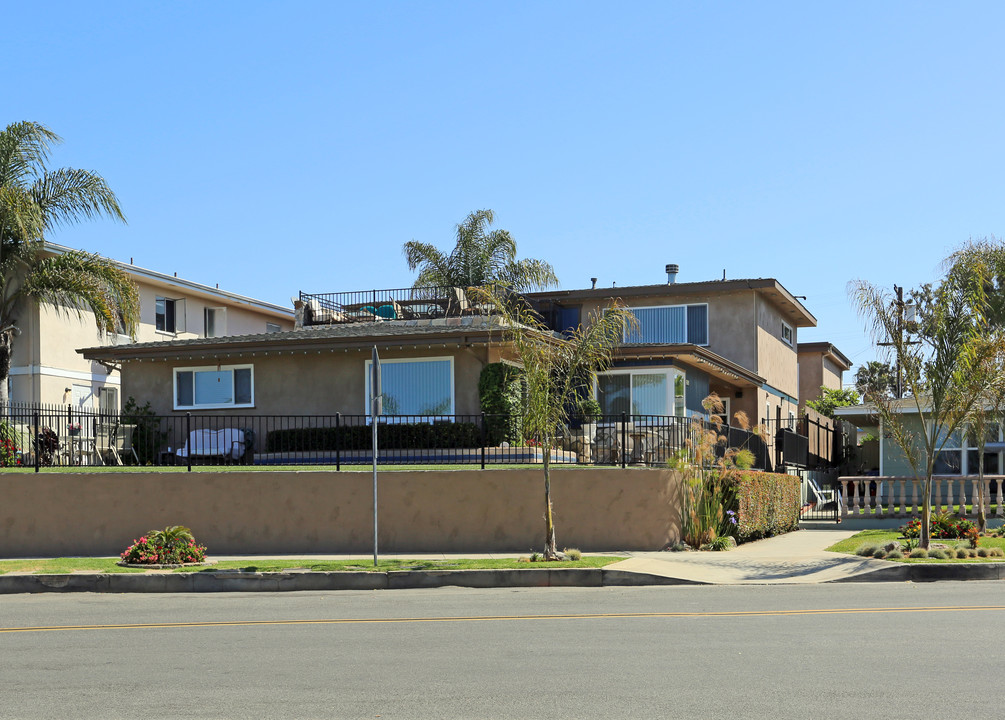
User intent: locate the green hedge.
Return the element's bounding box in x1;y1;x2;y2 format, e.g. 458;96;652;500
265;422;482;453
733;470;801;541
478;363;524;445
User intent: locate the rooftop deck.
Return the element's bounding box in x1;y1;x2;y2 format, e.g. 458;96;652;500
297;286;490;326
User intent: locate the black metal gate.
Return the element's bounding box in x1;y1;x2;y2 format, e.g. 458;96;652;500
800;475;841;521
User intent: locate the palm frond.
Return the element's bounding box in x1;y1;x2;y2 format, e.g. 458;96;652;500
21;251;139;336
31;167;125;229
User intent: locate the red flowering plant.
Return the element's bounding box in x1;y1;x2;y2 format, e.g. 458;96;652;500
0;422;22;467
120;525;207;565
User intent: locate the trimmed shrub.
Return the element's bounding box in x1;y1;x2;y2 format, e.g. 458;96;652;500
732;471;801;542
120;525;207;565
478;363;524;445
266;421;482;453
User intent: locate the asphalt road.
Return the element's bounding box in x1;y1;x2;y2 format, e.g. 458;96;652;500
2;583;1003;719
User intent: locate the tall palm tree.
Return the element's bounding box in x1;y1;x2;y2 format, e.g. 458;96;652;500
0;121;139;404
403;209;559;291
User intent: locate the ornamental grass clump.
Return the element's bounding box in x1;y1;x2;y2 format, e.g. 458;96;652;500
886;550;903;559
978;547;991;558
120;525;207;565
910;548;929;559
927;549;949;560
673;395;763;548
856;544;880;557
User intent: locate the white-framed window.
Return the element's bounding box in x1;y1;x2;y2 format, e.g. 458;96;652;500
966;423;1002;475
204;307;227;338
623;304;708;345
98;386;118;415
156;297;186;334
364;357;454;417
174;364;254;410
596;368;686;418
781;321;793;346
266;322;282;333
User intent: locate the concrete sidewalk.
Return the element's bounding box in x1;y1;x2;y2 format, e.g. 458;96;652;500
607;528;893;584
4;530;1003;593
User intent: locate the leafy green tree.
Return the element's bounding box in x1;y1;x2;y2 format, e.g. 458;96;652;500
942;238;1005;532
854;361;896;401
805;387;860;419
852;263;998;549
0;121;139;403
473;285;632;559
404;209;559;291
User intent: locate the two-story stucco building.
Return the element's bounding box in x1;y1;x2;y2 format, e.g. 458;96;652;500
9;242;294;409
79;271;844;432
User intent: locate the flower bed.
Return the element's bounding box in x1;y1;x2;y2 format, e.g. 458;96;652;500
118;525;207;566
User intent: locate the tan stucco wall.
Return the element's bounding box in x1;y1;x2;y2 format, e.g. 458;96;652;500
577;288;760;371
755;295;798;399
7;274;293;407
135;283;293;343
122;345;491;417
0;468;682;557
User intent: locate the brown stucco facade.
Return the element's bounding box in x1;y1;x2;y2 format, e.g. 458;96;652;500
796;342;853;413
0;468;682;557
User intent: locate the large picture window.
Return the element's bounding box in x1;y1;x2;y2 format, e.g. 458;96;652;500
365;357;454;417
596;369;686;418
624;304;708;345
174;365;254;410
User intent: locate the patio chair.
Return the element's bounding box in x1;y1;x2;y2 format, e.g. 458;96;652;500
109;423;140;465
447;287;474;316
96;423;116;465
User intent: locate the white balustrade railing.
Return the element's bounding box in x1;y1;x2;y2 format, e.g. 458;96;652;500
837;476;1005;519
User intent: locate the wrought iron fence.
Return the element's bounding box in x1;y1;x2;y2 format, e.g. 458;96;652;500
299;286;480;325
0;402;791;473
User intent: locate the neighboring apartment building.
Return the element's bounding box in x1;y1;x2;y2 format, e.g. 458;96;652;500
80;271;844;430
795;342;853;414
9;242;294;409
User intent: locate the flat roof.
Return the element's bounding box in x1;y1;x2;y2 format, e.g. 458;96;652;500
46;242;294;320
796;341;853;370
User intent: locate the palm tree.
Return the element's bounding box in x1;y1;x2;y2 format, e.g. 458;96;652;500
403;209;559;292
0;121;139;403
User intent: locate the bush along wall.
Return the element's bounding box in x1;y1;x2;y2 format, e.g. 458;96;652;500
478;362;524;445
733;471;801;542
265;422;482;453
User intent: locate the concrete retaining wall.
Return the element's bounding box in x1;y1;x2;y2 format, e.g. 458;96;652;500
0;468;682;557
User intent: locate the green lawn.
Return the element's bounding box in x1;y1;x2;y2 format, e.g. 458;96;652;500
0;556;624;575
827;529;1005;561
4;463;602;473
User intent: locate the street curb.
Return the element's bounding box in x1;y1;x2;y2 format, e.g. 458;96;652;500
3;563;1003;594
830;562;1005;583
0;568;615;594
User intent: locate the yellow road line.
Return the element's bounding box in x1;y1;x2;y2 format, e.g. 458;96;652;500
3;605;1004;634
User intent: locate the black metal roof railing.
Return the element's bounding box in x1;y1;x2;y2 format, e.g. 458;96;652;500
298;287;473;325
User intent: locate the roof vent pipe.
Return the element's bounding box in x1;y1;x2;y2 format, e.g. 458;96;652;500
666;264;679;284
591;277;597;290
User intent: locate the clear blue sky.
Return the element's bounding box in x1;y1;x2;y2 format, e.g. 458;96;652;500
9;1;1005;381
